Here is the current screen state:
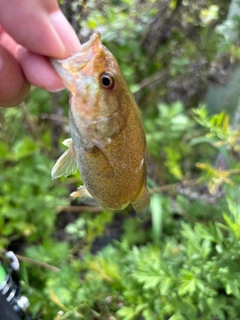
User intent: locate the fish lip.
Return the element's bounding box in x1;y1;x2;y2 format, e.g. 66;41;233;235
50;33;102;75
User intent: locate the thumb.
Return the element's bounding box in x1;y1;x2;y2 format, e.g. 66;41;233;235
0;44;30;107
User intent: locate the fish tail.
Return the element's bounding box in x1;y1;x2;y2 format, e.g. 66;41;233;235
131;186;150;220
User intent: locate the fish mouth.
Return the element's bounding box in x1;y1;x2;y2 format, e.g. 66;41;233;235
50;33;102;81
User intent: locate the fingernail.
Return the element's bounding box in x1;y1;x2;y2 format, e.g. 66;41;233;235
48;86;65;93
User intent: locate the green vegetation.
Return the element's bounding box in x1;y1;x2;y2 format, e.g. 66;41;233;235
1;1;240;319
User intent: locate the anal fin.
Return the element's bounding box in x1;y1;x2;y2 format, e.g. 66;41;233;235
131;186;150;220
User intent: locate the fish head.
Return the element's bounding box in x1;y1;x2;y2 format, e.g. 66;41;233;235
51;33;128;121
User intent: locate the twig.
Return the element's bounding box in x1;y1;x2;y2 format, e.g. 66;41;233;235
150;178;226;204
15;254;60;273
133;70;168;93
40;114;69;123
0;250;60;273
56;205;103;213
176;185;224;204
149;178;198;194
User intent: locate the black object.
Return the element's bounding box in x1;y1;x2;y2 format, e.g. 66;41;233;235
0;252;30;320
0;293;22;320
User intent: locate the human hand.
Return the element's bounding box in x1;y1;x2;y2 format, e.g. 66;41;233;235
0;0;81;107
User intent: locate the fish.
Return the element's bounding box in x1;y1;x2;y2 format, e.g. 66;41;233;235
50;32;150;218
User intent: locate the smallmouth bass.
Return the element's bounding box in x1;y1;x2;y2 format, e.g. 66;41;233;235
51;33;150;218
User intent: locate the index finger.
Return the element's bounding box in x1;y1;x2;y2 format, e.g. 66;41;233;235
0;0;81;59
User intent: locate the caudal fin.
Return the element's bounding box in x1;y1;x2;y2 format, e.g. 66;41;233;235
131;186;150;220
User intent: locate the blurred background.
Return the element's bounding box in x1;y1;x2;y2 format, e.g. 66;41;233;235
1;0;240;319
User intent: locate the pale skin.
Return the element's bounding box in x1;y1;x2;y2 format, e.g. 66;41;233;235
0;0;81;107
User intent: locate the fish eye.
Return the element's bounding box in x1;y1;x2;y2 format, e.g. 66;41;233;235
100;72;116;90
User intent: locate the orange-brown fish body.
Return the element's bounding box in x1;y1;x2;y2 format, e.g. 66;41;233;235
51;33;149;217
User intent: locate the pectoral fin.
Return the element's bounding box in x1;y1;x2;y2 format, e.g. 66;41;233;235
51;139;77;179
131;186;150;220
70;186;93;198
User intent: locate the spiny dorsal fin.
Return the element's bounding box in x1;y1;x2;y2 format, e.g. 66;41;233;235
51;138;77;179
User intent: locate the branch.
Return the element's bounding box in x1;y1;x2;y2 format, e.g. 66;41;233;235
133;70;168;93
56;205;103;213
15;254;60;273
149;178;198;194
40;114;69;123
0;250;60;273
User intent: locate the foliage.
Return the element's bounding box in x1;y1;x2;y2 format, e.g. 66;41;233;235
80;0;231;110
145;101;195;181
18;189;240;319
1;1;240;320
0;99;69;247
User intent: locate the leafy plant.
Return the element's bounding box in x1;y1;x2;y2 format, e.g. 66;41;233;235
1;1;240;320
